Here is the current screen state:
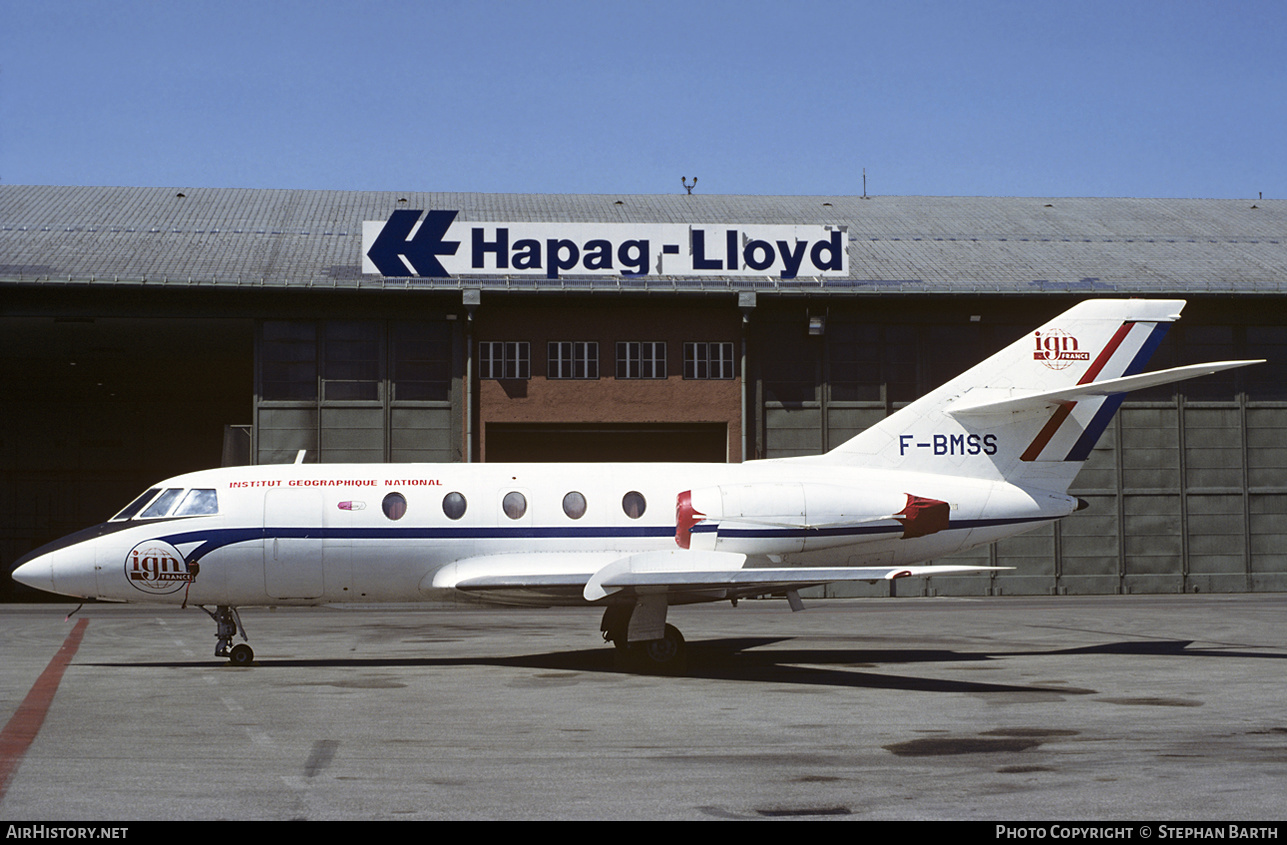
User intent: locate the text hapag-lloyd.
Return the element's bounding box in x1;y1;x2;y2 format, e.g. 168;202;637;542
362;211;849;279
469;227;845;279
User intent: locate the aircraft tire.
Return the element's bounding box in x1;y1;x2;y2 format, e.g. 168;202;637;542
228;643;255;666
630;624;687;675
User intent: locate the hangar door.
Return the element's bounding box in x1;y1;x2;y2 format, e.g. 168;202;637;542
484;423;728;463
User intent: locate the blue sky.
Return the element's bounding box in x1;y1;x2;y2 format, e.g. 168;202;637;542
1;0;1284;198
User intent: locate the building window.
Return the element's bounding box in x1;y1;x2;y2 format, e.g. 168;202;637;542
548;342;599;379
828;324;882;402
261;322;318;400
684;342;735;379
829;323;919;403
261;320;453;404
323;321;381;401
480;341;530;379
616;342;666;379
392;321;451;401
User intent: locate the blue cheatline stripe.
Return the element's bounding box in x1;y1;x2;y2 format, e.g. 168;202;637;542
1065;321;1172;461
161;525;678;562
159;515;1058;563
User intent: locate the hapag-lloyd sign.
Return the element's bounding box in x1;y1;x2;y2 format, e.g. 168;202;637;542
363;209;848;280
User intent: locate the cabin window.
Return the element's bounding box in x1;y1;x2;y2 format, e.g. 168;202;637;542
173;489;219;516
442;492;467;520
113;488;161;521
140;488;184;519
622;491;647;519
562;491;587;520
502;491;527;520
383;492;408;520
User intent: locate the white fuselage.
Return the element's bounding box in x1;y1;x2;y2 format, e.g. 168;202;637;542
16;459;1075;608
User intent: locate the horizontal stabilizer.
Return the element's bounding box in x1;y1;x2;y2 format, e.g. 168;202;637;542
947;359;1264;417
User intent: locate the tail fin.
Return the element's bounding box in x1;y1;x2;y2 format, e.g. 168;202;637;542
822;299;1260;494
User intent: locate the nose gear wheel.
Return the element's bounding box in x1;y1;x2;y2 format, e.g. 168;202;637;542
198;605;254;665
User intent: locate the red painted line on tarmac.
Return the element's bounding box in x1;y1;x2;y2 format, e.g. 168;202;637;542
0;618;89;802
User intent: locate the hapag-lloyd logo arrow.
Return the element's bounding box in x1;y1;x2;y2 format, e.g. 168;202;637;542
365;209;460;277
362;210;849;280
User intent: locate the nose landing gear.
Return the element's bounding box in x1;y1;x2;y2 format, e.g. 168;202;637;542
198;605;254;666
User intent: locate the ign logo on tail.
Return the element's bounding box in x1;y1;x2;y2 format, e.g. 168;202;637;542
1034;329;1090;370
125;540;195;595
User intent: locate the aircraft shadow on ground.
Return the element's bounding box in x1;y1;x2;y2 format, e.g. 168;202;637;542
88;636;1286;692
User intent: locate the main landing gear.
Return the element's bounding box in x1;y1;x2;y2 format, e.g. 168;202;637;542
600;601;688;675
198;605;254;666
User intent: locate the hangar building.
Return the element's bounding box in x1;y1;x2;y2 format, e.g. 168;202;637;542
3;185;1284;599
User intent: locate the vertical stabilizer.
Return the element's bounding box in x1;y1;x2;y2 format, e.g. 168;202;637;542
820;299;1187;492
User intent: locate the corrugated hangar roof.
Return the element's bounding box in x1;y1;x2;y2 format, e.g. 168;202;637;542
1;184;1284;295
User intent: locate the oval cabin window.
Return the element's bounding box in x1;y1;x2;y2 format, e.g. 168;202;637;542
562;491;587;520
621;491;646;519
502;491;527;520
383;492;408;520
442;492;467;520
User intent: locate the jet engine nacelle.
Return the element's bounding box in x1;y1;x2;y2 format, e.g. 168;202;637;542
676;482;933;555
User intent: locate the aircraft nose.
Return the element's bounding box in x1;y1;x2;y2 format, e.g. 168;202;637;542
12;556;55;593
11;543;99;599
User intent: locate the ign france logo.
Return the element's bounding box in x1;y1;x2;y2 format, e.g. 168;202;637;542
125;540;195;595
1033;329;1090;370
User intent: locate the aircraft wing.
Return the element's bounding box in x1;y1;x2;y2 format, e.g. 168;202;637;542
429;552;620;594
426;550;1005;604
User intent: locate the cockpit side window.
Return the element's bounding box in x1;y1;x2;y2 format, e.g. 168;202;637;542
112;488;161;521
173;489;219;517
140;488;184;519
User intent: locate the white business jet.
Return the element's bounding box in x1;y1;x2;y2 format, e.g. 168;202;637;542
11;300;1261;672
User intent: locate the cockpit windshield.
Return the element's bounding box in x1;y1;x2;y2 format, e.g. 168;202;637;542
112;488;161;521
174;489;219;516
140;488;184;518
110;487;219;521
